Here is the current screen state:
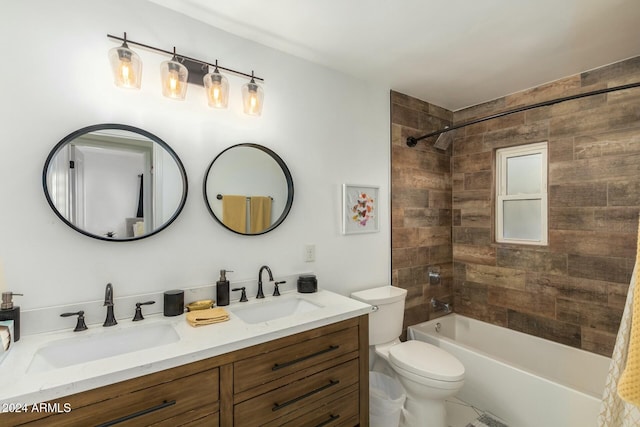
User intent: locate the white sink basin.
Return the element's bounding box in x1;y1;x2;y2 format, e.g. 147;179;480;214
231;296;322;324
27;323;180;373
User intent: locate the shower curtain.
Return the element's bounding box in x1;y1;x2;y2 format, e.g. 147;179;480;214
599;263;640;425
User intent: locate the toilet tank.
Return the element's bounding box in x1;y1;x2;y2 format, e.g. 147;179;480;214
351;286;407;345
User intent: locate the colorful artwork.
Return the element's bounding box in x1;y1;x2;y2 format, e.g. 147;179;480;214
350;192;375;226
342;184;379;234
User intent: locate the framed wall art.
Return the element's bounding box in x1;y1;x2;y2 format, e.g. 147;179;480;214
342;184;379;234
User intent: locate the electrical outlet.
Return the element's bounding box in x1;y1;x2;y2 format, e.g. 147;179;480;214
304;244;316;262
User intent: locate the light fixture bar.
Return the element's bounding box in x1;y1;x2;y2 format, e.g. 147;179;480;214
107;34;264;83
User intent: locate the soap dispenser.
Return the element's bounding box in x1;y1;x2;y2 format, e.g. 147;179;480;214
0;292;23;342
216;270;233;306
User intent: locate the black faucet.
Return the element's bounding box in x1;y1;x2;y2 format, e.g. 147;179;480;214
257;265;273;299
273;281;286;296
133;301;155;321
103;283;117;327
60;310;88;332
232;287;248;302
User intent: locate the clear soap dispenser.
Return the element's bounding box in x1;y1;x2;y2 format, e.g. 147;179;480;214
0;292;23;342
216;270;233;306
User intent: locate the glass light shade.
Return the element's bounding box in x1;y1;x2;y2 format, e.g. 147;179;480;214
203;69;229;108
108;44;142;89
160;58;188;100
242;80;264;116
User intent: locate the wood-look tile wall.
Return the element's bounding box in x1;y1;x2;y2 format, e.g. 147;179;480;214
391;56;640;356
390;91;453;334
452;56;640;357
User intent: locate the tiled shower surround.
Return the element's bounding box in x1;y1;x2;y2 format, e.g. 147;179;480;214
391;56;640;356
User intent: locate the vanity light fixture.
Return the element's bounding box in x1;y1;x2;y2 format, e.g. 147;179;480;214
160;47;189;100
107;33;264;114
203;60;229;109
108;32;142;89
242;71;264;116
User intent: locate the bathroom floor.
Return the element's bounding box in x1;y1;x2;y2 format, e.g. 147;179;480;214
447;398;483;426
446;398;509;427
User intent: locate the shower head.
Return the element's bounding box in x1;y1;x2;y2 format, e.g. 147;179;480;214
405;127;453;150
433;127;453;150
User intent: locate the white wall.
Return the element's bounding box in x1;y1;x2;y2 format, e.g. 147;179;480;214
0;1;390;310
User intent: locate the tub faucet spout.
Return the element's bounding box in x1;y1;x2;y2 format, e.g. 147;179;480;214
431;297;451;314
103;283;117;327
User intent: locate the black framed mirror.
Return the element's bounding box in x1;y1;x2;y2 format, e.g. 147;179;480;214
43;124;188;241
203;143;294;235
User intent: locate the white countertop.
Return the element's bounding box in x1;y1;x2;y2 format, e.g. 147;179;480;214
0;290;372;406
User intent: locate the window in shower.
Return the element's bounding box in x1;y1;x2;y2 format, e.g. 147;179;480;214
495;142;548;245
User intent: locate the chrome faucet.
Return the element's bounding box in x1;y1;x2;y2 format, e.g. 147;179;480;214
431;297;451;314
257;265;273;299
103;283;117;326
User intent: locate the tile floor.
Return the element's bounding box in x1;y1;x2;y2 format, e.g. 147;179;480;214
446;398;509;427
447;398;484;427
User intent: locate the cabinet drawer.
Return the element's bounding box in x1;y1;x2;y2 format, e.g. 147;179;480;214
262;385;359;427
234;359;359;427
23;368;219;427
234;326;358;394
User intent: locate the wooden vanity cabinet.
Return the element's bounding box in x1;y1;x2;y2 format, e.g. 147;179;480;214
2;315;368;427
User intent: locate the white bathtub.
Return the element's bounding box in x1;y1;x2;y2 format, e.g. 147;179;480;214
408;314;611;427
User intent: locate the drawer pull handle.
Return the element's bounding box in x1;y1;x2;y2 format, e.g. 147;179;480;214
316;414;341;426
272;379;340;412
96;399;176;427
272;345;340;371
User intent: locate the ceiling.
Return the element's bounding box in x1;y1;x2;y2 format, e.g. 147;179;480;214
151;0;640;111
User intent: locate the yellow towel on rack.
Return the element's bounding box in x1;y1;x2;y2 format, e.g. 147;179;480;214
618;218;640;405
222;195;247;233
186;307;229;327
250;196;272;233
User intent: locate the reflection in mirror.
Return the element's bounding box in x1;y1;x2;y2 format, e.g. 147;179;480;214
203;144;294;235
43;124;188;241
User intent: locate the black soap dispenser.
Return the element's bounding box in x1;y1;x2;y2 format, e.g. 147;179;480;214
216;270;233;306
0;292;23;342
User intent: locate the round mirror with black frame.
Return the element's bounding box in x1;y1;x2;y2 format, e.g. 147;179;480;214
43;124;188;242
203;143;294;235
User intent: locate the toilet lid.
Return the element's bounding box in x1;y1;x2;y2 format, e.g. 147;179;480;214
389;340;464;382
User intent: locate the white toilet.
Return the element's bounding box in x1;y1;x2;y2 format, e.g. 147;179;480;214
351;286;464;427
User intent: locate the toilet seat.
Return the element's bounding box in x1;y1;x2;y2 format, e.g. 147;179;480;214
389;340;464;382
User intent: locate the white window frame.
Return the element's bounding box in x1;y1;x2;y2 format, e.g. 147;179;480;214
495;142;548;245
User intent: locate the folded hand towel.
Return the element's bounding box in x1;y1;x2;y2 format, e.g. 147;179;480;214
186;307;230;327
617;218;640;405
